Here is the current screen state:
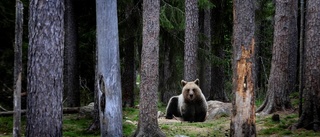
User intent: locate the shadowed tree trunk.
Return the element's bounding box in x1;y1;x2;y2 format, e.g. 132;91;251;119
64;0;80;107
294;0;320;131
230;0;256;136
26;0;64;136
256;0;298;115
184;0;199;81
210;0;229;102
159;33;180;104
96;0;123;136
13;1;23;137
120;0;137;108
200;8;212;99
133;0;165;136
298;0;305;117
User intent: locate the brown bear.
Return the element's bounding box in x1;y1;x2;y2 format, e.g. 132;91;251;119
165;79;207;122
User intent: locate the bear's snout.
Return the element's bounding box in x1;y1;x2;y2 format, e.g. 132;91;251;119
189;92;194;100
189;94;193;98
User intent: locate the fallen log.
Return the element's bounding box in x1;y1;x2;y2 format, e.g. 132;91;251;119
0;107;80;116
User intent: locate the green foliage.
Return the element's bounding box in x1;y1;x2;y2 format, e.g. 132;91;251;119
198;0;215;10
160;0;185;31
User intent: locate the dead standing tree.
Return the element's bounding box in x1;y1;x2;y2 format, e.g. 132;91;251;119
230;0;257;136
96;0;123;136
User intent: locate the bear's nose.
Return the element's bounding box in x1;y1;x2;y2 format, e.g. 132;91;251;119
190;94;193;98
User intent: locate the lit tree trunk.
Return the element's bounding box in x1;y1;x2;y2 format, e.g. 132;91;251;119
13;1;23;137
184;0;199;81
96;0;123;136
133;0;165;136
64;0;80;107
256;0;298;114
295;0;320;131
230;0;256;136
26;0;64;136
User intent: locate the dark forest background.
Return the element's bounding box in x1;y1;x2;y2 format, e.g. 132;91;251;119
0;0;274;109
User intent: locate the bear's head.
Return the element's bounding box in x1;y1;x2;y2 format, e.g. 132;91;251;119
181;79;203;102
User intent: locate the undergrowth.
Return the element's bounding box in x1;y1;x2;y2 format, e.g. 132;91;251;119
1;103;320;137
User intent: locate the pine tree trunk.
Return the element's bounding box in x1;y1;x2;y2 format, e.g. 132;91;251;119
133;0;165;136
184;0;199;81
121;1;136;107
210;0;229;102
96;0;123;136
26;0;64;136
256;0;298;114
230;0;256;136
200;8;212;99
295;0;320;131
64;0;80;107
298;0;305;117
13;1;23;137
159;32;180;104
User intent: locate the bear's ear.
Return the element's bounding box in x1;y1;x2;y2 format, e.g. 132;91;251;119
181;80;187;86
194;79;200;86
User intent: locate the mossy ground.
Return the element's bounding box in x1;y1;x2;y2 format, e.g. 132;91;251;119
1;106;320;137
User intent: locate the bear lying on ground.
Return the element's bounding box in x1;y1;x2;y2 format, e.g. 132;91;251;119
165;79;207;122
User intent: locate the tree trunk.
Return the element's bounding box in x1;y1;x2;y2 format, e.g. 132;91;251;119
121;37;135;108
295;0;320;131
298;0;305;117
230;0;256;136
13;1;23;137
200;8;212;99
210;0;229;102
26;0;64;136
184;0;199;81
256;0;298;114
120;1;136;108
64;0;80;107
96;0;123;136
133;0;165;136
159;31;180;104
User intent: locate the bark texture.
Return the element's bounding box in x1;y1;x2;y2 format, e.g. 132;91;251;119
230;0;256;136
184;0;199;81
133;0;165;136
13;1;23;137
27;0;64;136
96;0;123;136
295;0;320;131
256;0;298;114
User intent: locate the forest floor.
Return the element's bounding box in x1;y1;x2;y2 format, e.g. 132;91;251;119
1;106;320;137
